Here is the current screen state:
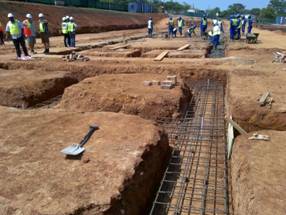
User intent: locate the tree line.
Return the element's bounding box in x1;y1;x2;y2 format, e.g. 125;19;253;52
206;0;286;20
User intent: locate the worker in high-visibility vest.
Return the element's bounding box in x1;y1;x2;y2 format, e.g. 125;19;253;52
230;15;239;40
0;20;4;45
23;14;36;54
61;16;69;47
68;17;77;47
211;20;221;49
5;13;30;60
177;16;184;36
200;16;208;37
38;13;49;54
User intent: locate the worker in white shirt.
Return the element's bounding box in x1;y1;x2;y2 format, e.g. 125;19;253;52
147;17;153;38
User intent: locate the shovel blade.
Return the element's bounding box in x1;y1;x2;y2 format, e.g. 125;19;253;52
61;144;85;156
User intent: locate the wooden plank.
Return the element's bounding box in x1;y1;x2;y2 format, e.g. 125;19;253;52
226;118;247;135
258;91;270;106
154;51;169;61
227;116;234;159
177;44;190;51
109;44;130;50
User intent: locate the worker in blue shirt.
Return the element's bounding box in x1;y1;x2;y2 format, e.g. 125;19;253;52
200;16;208;37
248;16;253;34
230;15;239;40
241;15;246;35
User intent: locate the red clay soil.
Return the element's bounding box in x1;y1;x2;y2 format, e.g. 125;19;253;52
82;48;142;58
0;106;170;215
227;70;286;131
58;73;190;120
0;69;77;108
0;1;165;36
231;130;286;215
142;49;207;58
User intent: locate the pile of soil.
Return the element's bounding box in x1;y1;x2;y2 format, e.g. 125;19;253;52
0;69;77;108
227;70;286;131
0;107;170;214
0;1;165;36
58;73;190;120
231;130;286;215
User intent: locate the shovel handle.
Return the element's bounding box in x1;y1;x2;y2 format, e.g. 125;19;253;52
79;124;99;147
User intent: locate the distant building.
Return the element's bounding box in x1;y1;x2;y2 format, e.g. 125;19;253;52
276;16;286;25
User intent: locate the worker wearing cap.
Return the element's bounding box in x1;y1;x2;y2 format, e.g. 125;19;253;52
177;16;184;36
0;20;4;45
23;14;36;54
61;16;69;47
38;13;49;54
200;16;208;37
68;17;76;47
168;17;174;38
5;13;30;60
147;17;153;38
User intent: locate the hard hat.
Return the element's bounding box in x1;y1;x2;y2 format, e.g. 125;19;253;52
38;13;44;18
7;13;14;18
69;17;73;20
66;16;70;19
26;14;32;19
62;17;66;21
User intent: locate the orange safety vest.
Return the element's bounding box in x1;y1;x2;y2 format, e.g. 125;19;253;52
23;20;32;37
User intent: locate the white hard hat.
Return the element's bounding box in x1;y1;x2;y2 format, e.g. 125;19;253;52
66;16;70;19
26;14;32;19
38;13;44;18
7;13;14;18
62;17;66;21
69;17;73;20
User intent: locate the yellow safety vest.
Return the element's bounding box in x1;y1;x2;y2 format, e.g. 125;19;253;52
39;22;45;33
202;19;207;26
232;19;238;26
62;22;68;34
178;19;183;27
9;20;20;36
68;22;75;33
169;20;174;26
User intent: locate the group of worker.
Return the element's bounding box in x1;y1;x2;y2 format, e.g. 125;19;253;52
230;14;253;40
1;13;77;60
166;16;186;38
3;13;49;60
61;16;77;47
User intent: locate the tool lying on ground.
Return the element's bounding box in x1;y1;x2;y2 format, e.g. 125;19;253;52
248;133;270;141
61;124;99;156
246;33;259;44
272;51;286;63
62;51;90;62
258;92;273;108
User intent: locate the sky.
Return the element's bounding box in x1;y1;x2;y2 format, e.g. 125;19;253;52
178;0;269;10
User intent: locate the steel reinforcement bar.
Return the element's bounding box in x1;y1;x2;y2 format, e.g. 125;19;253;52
150;79;229;215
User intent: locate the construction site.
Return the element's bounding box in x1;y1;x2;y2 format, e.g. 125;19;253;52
0;1;286;215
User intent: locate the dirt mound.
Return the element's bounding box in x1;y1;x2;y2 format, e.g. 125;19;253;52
0;1;165;36
0;106;170;215
58;73;190;120
227;70;286;131
0;69;77;108
231;130;286;215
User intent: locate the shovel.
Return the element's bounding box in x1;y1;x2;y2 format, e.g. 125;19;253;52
61;124;99;156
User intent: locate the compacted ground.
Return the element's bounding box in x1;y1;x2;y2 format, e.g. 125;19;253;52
0;107;170;215
58;73;190;120
231;130;286;215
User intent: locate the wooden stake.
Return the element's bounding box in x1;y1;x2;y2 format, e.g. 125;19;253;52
177;44;190;51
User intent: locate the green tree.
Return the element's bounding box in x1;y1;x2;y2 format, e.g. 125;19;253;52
249;8;261;16
260;7;276;19
268;0;286;16
227;3;246;14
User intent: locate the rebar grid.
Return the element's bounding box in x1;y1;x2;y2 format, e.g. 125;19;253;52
150;80;229;215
